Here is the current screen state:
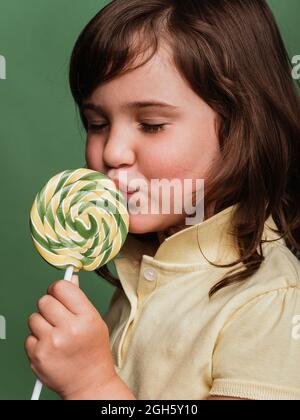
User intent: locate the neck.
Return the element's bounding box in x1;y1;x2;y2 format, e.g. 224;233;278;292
157;202;217;245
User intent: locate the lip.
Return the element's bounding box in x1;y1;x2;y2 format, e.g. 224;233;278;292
112;178;139;194
120;188;138;195
117;190;137;205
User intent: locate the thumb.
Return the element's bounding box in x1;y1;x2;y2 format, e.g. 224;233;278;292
70;274;80;287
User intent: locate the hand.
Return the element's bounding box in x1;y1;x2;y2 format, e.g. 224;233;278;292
25;276;117;399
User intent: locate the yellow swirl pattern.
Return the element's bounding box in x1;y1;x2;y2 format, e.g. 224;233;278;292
30;168;129;272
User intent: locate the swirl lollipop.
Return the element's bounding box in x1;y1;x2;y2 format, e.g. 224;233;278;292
29;168;129;400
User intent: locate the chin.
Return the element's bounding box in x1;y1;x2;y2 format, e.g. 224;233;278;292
126;212;162;233
127;213;184;234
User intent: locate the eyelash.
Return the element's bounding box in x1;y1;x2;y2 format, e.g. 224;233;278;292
88;123;166;134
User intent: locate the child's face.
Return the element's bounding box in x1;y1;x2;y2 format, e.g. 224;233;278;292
83;43;221;233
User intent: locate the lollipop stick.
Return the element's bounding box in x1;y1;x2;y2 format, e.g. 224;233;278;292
31;266;75;400
63;265;75;282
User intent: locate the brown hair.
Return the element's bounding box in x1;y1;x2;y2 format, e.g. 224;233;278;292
69;0;300;297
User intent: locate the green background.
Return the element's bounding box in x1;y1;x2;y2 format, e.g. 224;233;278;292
0;0;299;400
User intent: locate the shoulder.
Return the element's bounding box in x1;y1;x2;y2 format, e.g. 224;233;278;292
247;242;300;291
212;243;300;327
230;243;300;299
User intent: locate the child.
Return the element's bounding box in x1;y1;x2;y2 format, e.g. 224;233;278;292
26;0;300;400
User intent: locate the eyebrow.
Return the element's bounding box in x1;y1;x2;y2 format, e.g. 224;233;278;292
81;101;179;114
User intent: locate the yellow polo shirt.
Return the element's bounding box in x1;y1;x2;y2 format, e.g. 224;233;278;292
103;204;300;400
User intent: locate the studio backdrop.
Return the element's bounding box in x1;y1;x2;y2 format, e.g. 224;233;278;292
0;0;299;400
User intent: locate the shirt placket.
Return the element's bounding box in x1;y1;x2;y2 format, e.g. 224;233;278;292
118;258;159;366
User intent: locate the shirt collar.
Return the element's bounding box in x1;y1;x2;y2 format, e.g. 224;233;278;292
117;204;286;266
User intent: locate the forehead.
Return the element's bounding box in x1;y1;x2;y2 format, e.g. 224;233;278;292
85;44;190;107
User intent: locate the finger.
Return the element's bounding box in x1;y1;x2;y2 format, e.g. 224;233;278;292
48;280;96;316
28;312;52;339
24;334;38;360
37;294;73;327
71;274;79;287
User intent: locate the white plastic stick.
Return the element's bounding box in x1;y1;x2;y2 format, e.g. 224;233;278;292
31;265;75;401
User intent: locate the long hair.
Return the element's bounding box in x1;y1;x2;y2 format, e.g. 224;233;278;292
69;0;300;297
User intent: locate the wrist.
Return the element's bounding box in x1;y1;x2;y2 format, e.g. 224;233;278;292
60;369;117;401
62;373;136;400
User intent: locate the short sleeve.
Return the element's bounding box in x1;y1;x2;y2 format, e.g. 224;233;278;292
210;287;300;400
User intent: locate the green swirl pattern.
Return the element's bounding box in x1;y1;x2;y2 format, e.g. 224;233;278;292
30;168;129;272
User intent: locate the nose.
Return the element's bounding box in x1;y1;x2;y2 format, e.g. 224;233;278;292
102;126;136;169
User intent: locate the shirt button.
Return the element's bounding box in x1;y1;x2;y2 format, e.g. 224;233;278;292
143;268;158;282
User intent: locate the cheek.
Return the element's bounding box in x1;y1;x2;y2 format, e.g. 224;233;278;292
165;126;220;181
141;135;219;183
85;137;105;171
139;145;181;180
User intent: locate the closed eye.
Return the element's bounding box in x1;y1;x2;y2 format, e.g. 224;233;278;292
88;123;167;134
88;124;108;132
139;123;166;134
